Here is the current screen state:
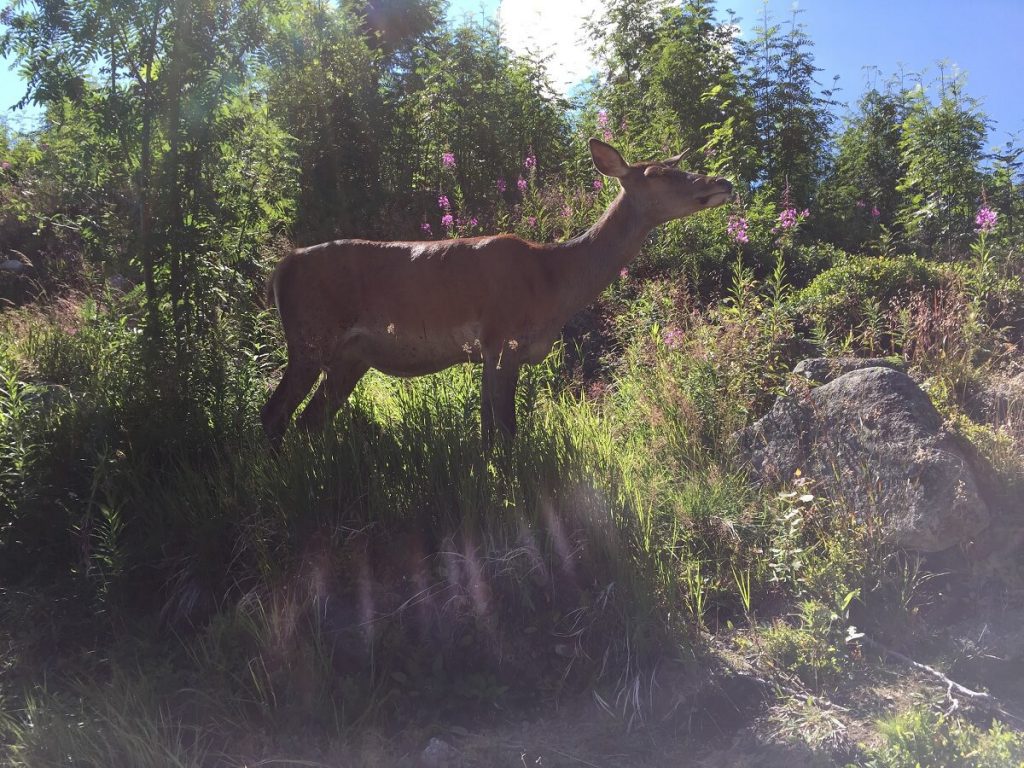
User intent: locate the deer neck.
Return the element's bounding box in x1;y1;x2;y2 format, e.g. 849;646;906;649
551;190;657;311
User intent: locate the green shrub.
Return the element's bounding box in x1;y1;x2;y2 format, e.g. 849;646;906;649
795;255;952;340
788;241;850;287
761;599;849;690
864;707;1024;768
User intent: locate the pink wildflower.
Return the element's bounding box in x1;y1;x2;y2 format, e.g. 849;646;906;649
469;216;479;228
441;213;454;228
871;206;880;219
856;199;866;208
562;204;572;217
527;216;537;227
727;215;749;244
441;152;456;168
663;327;684;350
496;178;507;194
438;194;451;210
597;108;609;128
517;176;528;193
524;153;537;170
619;268;628;279
777;206;809;231
975;206;998;232
420;221;432;236
592;178;603;191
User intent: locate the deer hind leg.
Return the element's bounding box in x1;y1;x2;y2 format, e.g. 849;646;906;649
296;357;370;435
261;354;320;448
481;357;521;450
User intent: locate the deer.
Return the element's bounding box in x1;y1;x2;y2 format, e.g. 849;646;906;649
261;139;733;449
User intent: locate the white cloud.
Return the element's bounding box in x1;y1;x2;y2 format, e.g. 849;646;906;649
497;0;603;94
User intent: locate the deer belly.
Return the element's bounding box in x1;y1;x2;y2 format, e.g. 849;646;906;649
344;323;483;377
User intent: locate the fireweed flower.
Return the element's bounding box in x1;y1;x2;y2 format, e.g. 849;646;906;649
777;205;809;231
441;213;454;228
496;178;507;194
442;152;456;168
975;206;998;232
871;206;880;219
517;176;528;193
524;153;537;169
469;216;479;228
592;178;603;191
619;268;629;279
597;108;609;128
664;327;684;350
727;215;749;244
420;221;432;236
438;194;451;210
527;216;537;227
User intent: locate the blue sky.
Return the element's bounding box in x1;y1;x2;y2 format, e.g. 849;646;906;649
467;0;1024;145
3;1;1022;144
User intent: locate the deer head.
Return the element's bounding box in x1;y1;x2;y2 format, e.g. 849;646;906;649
589;138;733;223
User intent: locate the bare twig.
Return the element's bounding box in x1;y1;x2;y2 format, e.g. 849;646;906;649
856;633;1024;726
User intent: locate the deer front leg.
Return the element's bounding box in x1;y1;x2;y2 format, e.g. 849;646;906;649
481;357;520;450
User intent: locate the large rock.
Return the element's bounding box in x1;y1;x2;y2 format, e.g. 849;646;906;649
738;365;992;552
791;356;905;386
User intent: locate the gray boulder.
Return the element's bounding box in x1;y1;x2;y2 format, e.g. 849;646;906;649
791;356;905;386
738;365;992;552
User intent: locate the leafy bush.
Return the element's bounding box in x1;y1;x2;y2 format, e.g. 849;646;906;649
864;708;1024;768
795;255;952;340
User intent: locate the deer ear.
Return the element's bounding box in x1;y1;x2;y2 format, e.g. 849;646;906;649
589;138;630;178
663;149;690;168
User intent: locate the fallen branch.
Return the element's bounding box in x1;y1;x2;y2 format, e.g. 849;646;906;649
853;631;1024;726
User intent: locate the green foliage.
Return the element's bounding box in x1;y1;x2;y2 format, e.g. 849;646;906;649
1;674;213;768
738;5;837;203
0;355;40;526
817;85;910;251
265;0;391;240
761;599;849;690
411;19;570;225
864;708;1024;768
795;255;951;341
586;0;757;184
897;69;989;257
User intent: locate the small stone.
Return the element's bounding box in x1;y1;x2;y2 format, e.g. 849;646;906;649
421;737;461;768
